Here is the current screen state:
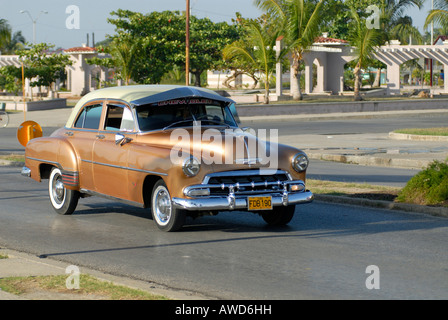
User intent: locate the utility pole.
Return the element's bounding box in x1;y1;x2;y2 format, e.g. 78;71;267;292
186;0;190;86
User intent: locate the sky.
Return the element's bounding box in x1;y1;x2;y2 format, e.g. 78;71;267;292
0;0;436;49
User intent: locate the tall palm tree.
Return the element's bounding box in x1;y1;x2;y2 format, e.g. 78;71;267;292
368;0;423;87
254;0;324;100
348;8;383;101
0;19;12;52
109;36;142;85
425;0;448;30
223;19;285;103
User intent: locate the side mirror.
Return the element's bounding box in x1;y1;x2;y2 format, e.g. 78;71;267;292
115;133;132;146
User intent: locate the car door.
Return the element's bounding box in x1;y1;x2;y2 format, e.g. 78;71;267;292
92;102;136;200
67;101;104;191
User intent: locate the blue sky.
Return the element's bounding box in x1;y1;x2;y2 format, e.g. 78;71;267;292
0;0;434;49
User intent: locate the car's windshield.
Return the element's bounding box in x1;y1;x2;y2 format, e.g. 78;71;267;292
135;98;238;132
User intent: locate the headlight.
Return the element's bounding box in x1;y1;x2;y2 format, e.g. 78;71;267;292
182;156;201;177
292;153;309;172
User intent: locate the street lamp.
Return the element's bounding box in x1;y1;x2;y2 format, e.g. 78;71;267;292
20;10;48;44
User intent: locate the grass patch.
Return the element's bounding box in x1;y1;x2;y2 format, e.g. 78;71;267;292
397;160;448;206
306;179;401;198
394;127;448;136
0;254;8;259
0;154;25;162
0;274;169;300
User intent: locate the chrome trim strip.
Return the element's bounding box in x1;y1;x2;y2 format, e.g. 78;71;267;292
26;156;59;166
81;159;168;176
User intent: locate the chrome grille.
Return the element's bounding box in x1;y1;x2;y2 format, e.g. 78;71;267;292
204;170;291;196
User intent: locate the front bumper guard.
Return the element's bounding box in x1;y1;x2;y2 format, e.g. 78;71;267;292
172;190;314;211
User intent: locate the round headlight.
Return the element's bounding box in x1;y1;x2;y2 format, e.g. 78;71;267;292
182;156;201;177
292;153;309;172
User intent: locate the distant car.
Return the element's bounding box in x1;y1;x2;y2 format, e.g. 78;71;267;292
22;85;313;231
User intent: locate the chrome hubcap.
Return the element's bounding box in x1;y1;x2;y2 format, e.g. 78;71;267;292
53;176;65;204
155;188;171;224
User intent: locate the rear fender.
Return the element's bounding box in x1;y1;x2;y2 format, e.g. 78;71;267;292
25;137;79;189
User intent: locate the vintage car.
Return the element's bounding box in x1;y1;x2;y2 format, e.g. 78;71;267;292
21;85;313;231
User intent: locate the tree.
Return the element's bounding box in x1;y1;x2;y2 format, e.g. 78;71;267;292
254;0;324;100
186;16;240;87
425;0;448;30
348;8;383;101
0;19;11;51
96;10;239;86
334;0;423;88
0;43;72;97
87;35;141;85
0;19;26;54
223;18;285;103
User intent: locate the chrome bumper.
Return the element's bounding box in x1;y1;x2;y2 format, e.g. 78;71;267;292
21;166;31;177
172;190;314;211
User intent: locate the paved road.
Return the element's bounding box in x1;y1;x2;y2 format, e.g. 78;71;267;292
1;166;447;299
244;113;448;136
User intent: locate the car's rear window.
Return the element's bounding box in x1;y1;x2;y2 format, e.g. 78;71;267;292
74;104;103;129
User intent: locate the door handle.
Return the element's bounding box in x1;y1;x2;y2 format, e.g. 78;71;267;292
65;131;73;136
96;134;105;140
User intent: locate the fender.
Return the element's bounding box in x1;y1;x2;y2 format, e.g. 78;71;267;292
25;136;79;190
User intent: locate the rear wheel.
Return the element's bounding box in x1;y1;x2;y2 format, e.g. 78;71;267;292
49;167;79;215
261;205;295;226
151;180;186;232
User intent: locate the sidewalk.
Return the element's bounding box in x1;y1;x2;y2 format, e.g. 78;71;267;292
0;248;208;300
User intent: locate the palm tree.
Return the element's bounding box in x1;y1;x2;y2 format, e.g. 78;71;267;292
425;0;448;30
223;19;285;104
369;0;424;87
254;0;324;100
348;8;383;101
0;19;12;52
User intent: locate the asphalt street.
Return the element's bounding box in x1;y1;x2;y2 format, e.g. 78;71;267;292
0;110;447;299
1;165;447;299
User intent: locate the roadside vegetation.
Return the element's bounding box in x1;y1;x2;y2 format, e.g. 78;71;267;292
397;159;448;206
394;127;448;136
0;274;169;300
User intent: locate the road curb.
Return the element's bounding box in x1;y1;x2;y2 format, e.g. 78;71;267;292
389;132;448;142
307;152;429;170
315;194;448;218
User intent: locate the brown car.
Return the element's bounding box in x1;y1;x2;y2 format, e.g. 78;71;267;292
22;85;313;231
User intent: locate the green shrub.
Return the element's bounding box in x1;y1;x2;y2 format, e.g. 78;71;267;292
397;160;448;206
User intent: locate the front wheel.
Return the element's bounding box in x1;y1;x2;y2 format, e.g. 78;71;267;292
151;180;186;232
49;167;79;215
261;205;295;226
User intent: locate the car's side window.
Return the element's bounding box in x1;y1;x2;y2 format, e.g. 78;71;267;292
104;104;135;132
74;104;103;129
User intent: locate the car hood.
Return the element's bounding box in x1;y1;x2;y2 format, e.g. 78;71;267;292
135;127;280;171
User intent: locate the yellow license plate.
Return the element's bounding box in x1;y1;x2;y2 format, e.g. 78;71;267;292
248;196;272;211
